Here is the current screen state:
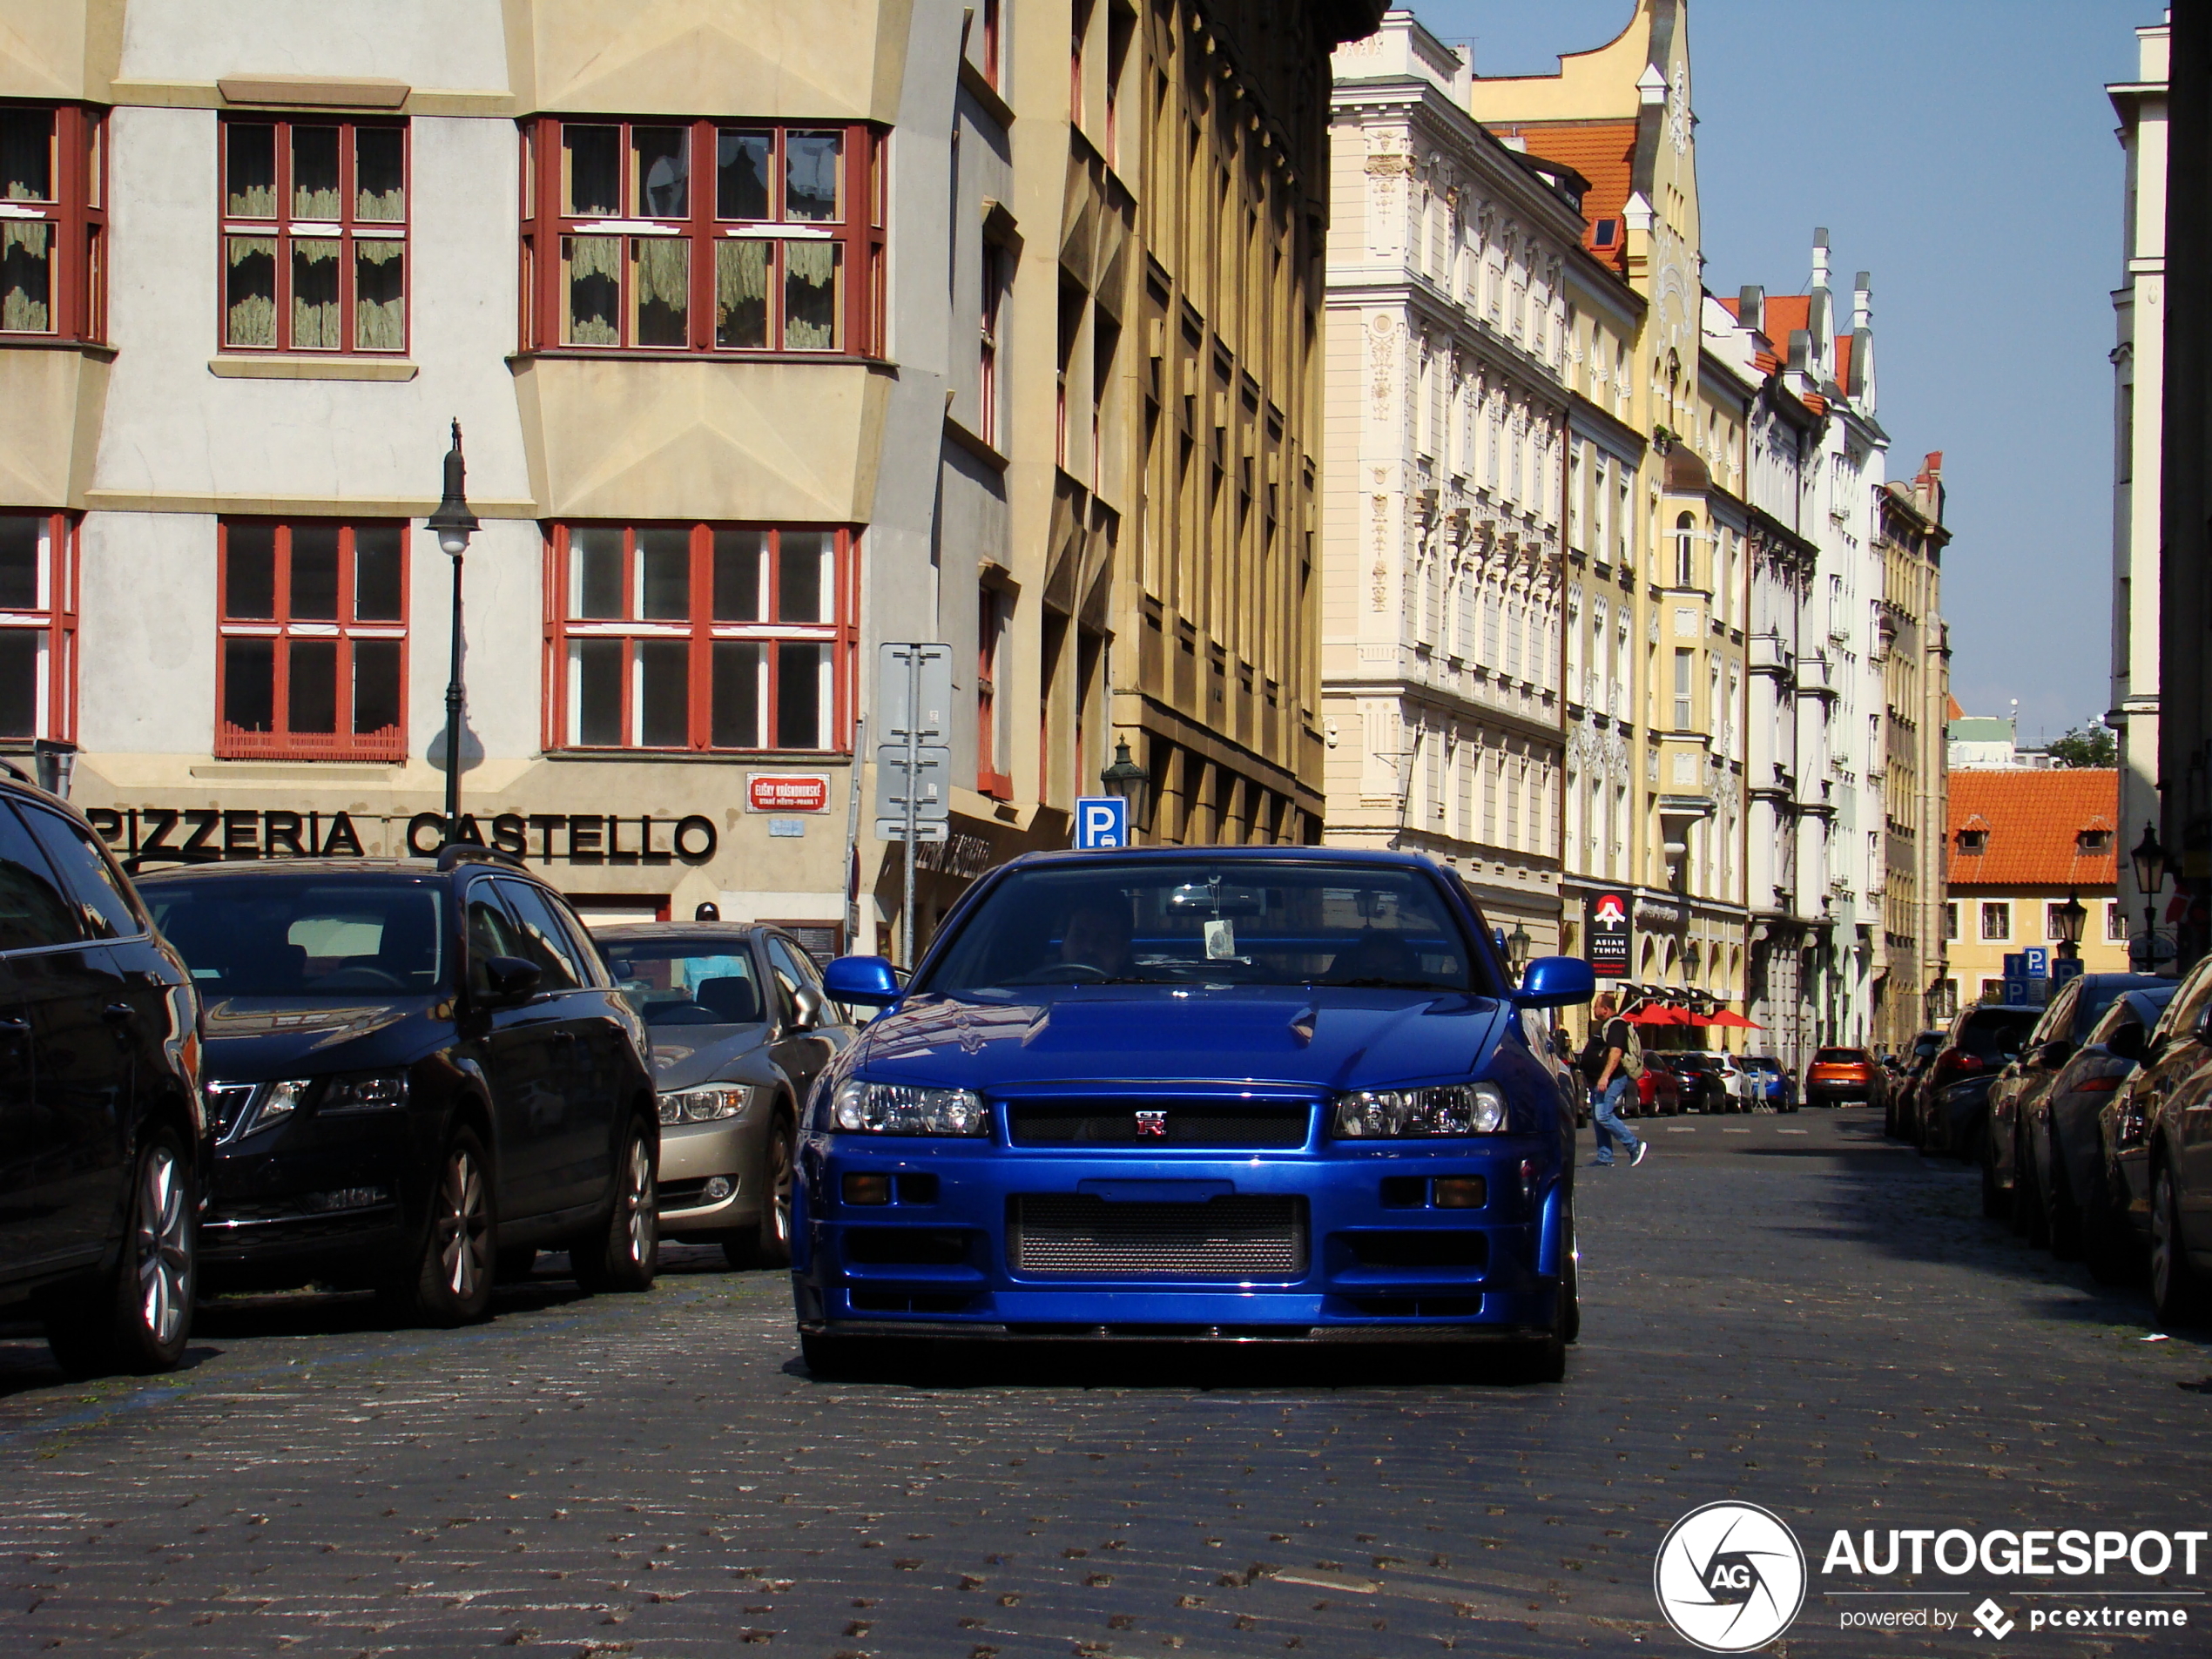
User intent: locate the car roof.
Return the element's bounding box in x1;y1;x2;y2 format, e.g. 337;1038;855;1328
593;922;765;941
1004;845;1452;870
135;857;544;887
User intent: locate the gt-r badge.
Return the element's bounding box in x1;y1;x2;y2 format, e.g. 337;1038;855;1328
1135;1109;1168;1138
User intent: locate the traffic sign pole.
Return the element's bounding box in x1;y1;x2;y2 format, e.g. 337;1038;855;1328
901;646;919;972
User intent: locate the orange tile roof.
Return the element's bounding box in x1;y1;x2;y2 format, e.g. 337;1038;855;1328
1833;334;1852;392
1947;770;2120;889
1761;293;1811;347
1946;692;1966;720
1496;120;1636;272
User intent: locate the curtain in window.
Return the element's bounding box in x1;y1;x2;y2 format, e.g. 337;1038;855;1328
0;221;50;332
715;239;769;348
225;235;277;347
564;234;620;346
354;239;404;350
631;236;688;347
292;239;341;349
784;239;839;350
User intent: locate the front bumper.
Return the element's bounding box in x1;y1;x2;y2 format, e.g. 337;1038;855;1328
792;1133;1568;1339
202;1103;425;1278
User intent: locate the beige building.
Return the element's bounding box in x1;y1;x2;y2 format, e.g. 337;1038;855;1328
1319;13;1577;954
1467;0;1753;1024
1875;455;1950;1047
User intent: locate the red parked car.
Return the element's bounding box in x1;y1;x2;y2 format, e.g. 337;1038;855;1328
1635;1062;1682;1117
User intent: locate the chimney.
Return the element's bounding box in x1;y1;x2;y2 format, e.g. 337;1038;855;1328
1787;329;1811;375
1737;284;1764;334
1852;271;1871;331
1811;227;1830;293
1915;451;1945;523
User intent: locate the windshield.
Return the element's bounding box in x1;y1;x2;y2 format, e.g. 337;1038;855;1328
917;860;1490;996
1957;1009;2040;1060
1812;1049;1864;1065
598;932;766;1025
146;876;447;997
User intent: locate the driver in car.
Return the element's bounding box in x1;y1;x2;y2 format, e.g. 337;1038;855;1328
1056;903;1135;977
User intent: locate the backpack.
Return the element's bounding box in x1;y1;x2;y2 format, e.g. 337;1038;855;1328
1618;1019;1647;1080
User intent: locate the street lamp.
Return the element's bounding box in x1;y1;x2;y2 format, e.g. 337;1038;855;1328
425;420;479;846
1504;921;1533;976
2131;820;2168;969
1100;738;1150;839
2052;887;2087;962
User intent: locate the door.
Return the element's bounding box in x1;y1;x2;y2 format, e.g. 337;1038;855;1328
493;878;615;1215
465;880;573;1225
0;802;137;1269
0;959;40;1281
764;934;845;1110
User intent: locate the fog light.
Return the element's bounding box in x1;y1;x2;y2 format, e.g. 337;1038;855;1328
1433;1177;1487;1209
842;1172;892;1205
703;1176;732;1202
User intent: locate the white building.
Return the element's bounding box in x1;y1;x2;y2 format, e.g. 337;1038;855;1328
2107;17;2167;934
1322;13;1575;951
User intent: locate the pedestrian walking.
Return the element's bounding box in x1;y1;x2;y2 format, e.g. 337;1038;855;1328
1580;992;1649;1168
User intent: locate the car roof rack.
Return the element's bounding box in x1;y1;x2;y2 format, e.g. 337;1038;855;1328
435;844;529;873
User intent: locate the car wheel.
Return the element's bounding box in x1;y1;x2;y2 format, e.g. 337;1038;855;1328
2081;1161;2143;1287
385;1128;496;1327
1979;1129;2011;1222
724;1109;797;1271
2150;1163;2209;1327
573;1117;658;1294
44;1125;197;1378
1501;1242;1574;1385
2045;1134;2082;1261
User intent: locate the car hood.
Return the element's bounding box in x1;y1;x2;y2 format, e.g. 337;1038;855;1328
645;1022;774;1090
199;996;442;1082
845;985;1513;1093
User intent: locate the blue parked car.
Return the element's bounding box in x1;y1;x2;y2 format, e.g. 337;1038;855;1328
794;848;1594;1380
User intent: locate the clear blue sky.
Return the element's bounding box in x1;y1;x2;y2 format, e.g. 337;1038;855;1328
1406;0;2153;743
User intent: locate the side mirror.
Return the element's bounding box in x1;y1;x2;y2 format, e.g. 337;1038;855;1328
823;954;901;1008
482;954;543;1001
2037;1038;2075;1069
1514;955;1595;1009
2106;1024;2146;1063
791;982;827;1030
2195;1001;2212;1043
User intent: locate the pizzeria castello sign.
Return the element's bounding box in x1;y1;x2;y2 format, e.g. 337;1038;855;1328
84;806;719;870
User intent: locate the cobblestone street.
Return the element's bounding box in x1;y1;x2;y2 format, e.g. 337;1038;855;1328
1;1109;2205;1657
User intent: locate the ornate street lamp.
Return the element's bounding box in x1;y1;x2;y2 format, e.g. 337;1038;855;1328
1100;738;1150;840
2131;820;2168;969
2052;887;2087;962
1505;921;1533;975
426;420;479;845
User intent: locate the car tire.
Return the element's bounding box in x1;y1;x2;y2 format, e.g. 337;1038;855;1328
44;1125;197;1379
1979;1130;2011;1222
573;1116;658;1294
2150;1163;2209;1328
1502;1249;1574;1385
2045;1134;2083;1261
723;1109;797;1271
385;1128;496;1327
2080;1162;2142;1287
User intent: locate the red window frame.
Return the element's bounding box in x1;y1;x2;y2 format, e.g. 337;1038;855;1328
543;523;857;754
976;583;1010;799
215;518;409;760
0;101;107;343
0;509;79;742
216;114;410;355
518;118;886;358
979;241;1002;447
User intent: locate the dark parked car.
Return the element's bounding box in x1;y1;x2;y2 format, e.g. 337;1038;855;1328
593;922;857;1265
0;772;204;1375
2099;954;2212;1324
1661;1052;1730;1114
1911;1005;2041;1155
1885;1030;1946;1137
795;847;1595;1381
1986;973;2168;1231
1805;1047;1879;1109
138;850;660;1324
2009;982;2177;1268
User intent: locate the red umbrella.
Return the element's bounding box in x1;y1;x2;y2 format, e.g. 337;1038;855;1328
1626;1004;1686;1026
1705;1009;1763;1029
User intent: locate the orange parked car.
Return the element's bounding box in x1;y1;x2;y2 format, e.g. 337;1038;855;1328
1806;1046;1881;1109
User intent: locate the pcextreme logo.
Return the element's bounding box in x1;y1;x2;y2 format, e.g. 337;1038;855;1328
1653;1501;1809;1652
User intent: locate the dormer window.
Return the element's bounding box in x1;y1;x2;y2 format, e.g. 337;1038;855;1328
2079;828;2112;853
1958;829;1987;854
1591;219;1618;247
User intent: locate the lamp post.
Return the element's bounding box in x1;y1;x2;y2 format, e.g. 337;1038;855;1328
2052;887;2087;963
1505;921;1532;976
1100;737;1150;842
426;421;478;846
2131;820;2168;970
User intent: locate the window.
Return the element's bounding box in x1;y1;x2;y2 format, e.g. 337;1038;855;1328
2107;900;2124;942
979;240;1003;447
1958;828;1987;853
979;0;1002;88
0;512;77;742
1675;511;1696;587
1672;647;1693;730
1;102;105;341
1944;900;1958;941
492;878;586;990
217;519;407;759
1979;977;2004;1005
547;523;854;752
0;800;80;951
976;583;1010;798
1980;901;2011;942
17;798;143;938
520;118;884;356
219;117;407;353
2078;827;2113;853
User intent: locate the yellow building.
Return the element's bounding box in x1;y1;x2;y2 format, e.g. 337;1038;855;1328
1945;769;2128;1008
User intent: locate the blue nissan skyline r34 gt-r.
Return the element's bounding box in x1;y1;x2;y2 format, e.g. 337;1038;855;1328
798;847;1595;1379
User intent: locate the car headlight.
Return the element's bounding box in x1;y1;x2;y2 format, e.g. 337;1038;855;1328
832;1080;989;1136
1332;1082;1509;1137
244;1079;311;1136
320;1072;410;1114
658;1084;755;1125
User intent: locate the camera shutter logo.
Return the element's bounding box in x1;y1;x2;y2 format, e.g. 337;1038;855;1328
1653;1501;1807;1652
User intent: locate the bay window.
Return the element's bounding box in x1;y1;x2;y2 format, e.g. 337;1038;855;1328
546;523;855;752
1;102;106;341
217;519;407;759
520;118;884;355
0;512;77;740
219;117;408;353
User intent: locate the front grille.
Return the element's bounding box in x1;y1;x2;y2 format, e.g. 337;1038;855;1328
205;1082;259;1143
1006;1102;1312;1147
1008;1194;1306;1278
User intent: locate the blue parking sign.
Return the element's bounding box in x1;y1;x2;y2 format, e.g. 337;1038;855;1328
2024;947;2049;979
2003;954;2026;980
2052;956;2085;984
1074;796;1128;849
2003;978;2032;1005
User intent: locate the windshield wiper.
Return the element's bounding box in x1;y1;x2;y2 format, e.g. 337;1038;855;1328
1325;976;1456;991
